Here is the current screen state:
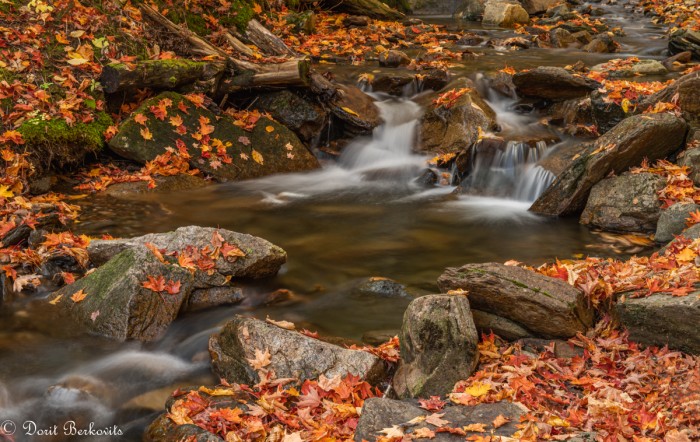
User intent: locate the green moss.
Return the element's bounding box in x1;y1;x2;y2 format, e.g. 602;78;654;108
17;111;113;170
382;0;411;13
219;0;255;32
0;68;16;83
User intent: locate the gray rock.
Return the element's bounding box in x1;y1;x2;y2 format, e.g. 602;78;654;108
419;78;497;154
437;263;593;338
104;175;209;198
379;50;411;68
513;66;600;101
583;34;619;53
550;27;579;48
354;277;413;298
641;71;700;126
655;202;700;243
44;246;194;341
182;286;244;312
615;291;700;354
668;28;700;60
521;0;560;15
87;226;287;282
472;309;533;340
678;146;700;186
591;59;668;78
580;173;665;233
329;84;382;136
482;0;529;27
355;398;523;441
209;316;388;385
362;329;400;345
530;113;688;216
454;0;487;20
252;90;328;142
392;295;479;398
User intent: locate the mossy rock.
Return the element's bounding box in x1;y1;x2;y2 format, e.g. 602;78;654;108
146;0;254;33
17;111;113;171
108;92;320;181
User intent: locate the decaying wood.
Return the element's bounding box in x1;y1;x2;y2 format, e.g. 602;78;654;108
218;58;311;93
224;32;256;57
243;19;296;57
310;0;404;20
100;59;225;94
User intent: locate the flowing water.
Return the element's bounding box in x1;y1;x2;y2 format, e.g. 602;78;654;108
0;3;668;439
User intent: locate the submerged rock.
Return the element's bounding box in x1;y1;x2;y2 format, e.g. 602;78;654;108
209;316;387;385
580;173;665;233
109;92;319;181
392;295;479;398
530;113;687;216
355;398;523;441
615;291;700;354
437;263;593;338
513;66;600;101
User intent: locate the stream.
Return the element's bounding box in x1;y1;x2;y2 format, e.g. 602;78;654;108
0;2;669;440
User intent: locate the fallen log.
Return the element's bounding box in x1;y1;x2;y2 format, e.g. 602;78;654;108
223;32;256;57
100;59;225;94
242;19;296;57
310;0;404;20
218;58;311;93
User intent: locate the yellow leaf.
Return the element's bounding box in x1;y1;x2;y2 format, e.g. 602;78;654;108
49;294;63;305
0;185;14;198
140;127;153;140
252;149;264;165
621;98;631;113
71;289;88;303
198;386;236;396
464;381;491;397
253;3;262;14
547;416;570;428
675;247;697;263
66;57;89;66
69;30;85;38
341;106;359;117
265;125;274;133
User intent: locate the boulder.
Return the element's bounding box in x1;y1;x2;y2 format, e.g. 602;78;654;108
590;90;627;135
182;286;244;312
353;276;413;298
591;59;668;78
367;69;449;96
513;66;600;101
521;0;560;15
583;34;619;53
355;398;523;442
678;146;700;186
472;309;533;340
640;71;700;126
580;173;665;233
454;0;487;20
530;113;688;216
251;90;328;142
615;291;700;354
668;28;700;60
392;295;479;399
328;84;382;135
655;202;700;243
87;226;286;282
209;316;387;385
419;79;497;154
437;263;593;338
379;50;411;67
44;246;194;341
109;92;319;181
104;175;209;198
550;27;579;48
482;0;529;27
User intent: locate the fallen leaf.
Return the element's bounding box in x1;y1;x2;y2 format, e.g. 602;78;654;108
247;348;271;370
71;289;88;303
266;316;295;330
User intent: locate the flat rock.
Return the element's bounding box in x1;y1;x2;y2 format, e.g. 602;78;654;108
591;59;668;78
209;316;387;385
530;113;688;216
392;295;479;398
43;246;194;341
437;263;593;338
580;173;665;233
87;226;286;282
655;202;700;243
355;398;523;441
615;291;700;354
513;66;600;101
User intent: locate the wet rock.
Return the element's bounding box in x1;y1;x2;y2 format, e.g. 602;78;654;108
209;315;387;385
662;51;693;71
486;70;517;98
378;49;411;67
668;28;700;60
678;146;700;186
590;90;627;135
550;27;579;48
419;79;497;154
655;202;700;243
472;309;533;340
44;246;194;341
362;329;400;345
413;168;438;187
580;173;665;233
329;84;382;135
182;286;244;312
640;70;700;126
354;276;413;298
392;295;479;398
522;0;560;15
545;3;570;17
109;92;320;181
454;0;488;20
456;33;486;46
251;90;328;142
591;59;668;78
548;97;593;127
87;226;287;281
368;69;449;96
530;113;688;216
513;66;600;101
105;175;209;198
583;33;619;53
355;398;523;441
437;263;593;338
482;0;529;27
615;290;700;354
